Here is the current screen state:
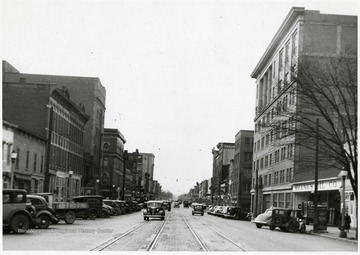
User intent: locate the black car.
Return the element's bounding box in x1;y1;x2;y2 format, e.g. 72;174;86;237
222;206;250;220
143;200;165;221
72;195;104;219
27;194;59;228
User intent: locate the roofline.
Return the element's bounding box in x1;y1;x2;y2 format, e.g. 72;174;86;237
251;7;305;78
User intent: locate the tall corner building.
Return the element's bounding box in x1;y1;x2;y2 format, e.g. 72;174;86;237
250;7;357;222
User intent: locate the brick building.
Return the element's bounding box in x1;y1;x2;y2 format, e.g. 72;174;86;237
250;7;357;226
3;61;106;195
3;68;89;201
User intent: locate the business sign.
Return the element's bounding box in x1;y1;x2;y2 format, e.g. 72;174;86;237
293;179;340;192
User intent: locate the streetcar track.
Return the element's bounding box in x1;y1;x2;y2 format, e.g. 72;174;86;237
147;213;170;251
180;213;209;251
91;209;248;252
192;216;248;251
91;221;148;251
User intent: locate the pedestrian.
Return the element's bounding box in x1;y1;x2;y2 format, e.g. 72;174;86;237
345;213;351;233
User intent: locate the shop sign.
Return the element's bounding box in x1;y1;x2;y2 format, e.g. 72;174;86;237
56;171;66;178
293;179;340;192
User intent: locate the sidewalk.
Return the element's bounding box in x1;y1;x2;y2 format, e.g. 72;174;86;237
307;225;358;244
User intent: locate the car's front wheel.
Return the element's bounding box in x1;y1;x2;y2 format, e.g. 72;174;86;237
10;213;30;234
269;225;275;231
38;215;51;229
256;223;262;228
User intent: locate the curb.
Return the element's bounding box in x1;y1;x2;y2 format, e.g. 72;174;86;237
307;231;358;244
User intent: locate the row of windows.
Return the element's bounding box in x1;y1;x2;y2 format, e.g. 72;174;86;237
254;119;295;153
17;148;44;173
262;168;293;187
256;30;298;113
254;143;294;170
255;89;296;133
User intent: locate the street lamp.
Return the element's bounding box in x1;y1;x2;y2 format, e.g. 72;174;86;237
10;150;18;189
112;184;116;199
339;169;347;238
96;179;100;195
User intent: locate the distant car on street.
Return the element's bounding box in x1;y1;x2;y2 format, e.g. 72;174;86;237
192;203;204;216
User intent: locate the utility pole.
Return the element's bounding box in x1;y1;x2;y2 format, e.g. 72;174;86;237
44;105;53;193
313;118;319;233
122;150;128;200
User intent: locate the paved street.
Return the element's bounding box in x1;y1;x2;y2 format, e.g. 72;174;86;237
3;206;358;252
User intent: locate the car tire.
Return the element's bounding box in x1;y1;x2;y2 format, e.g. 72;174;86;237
269;225;276;231
38;215;51;229
88;210;97;220
161;217;164;221
256;223;262;228
201;213;204;216
64;211;76;224
273;216;282;227
10;213;30;234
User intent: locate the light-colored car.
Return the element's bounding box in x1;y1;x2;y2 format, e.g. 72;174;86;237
143;200;165;221
252;206;275;228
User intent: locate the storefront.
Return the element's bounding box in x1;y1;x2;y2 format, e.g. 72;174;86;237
292;177;356;227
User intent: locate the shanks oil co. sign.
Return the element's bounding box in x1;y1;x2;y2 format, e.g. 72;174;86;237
292;179;340;192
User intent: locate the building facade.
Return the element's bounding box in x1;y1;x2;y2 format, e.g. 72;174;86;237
231;130;253;210
102;128;126;199
211;142;235;205
3;61;106;196
3;71;88;201
250;7;357;226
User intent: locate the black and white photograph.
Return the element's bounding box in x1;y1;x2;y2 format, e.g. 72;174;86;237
1;0;358;253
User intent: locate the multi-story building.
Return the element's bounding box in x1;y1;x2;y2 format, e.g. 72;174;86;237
2;120;47;193
250;7;357;226
231;130;253;210
102;128;126;199
3;67;89;201
140;153;155;198
211;142;235;205
3;61;106;195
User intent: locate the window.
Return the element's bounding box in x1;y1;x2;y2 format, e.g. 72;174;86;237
269;154;272;165
280;170;285;183
275;150;279;163
33;154;37;172
268;174;272;186
266;134;270;146
274;172;279;184
260;158;264;169
279;193;285;207
40;156;44;173
16;148;20;169
286;193;292;208
273;193;278;207
261;137;265;149
265;155;268;167
26;151;30;170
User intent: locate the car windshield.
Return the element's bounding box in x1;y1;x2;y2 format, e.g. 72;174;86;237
147;202;162;207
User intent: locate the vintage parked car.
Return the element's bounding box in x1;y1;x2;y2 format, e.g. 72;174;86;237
143;200;165;221
3;189;38;234
174;201;180;208
207;206;216;215
192;203;204;216
253;206;275;228
103;200;123;215
269;208;306;233
27;194;59;229
72;195;104;219
214;206;225;217
221;206;251;220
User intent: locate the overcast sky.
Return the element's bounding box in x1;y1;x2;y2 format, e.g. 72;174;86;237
1;0;358;197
